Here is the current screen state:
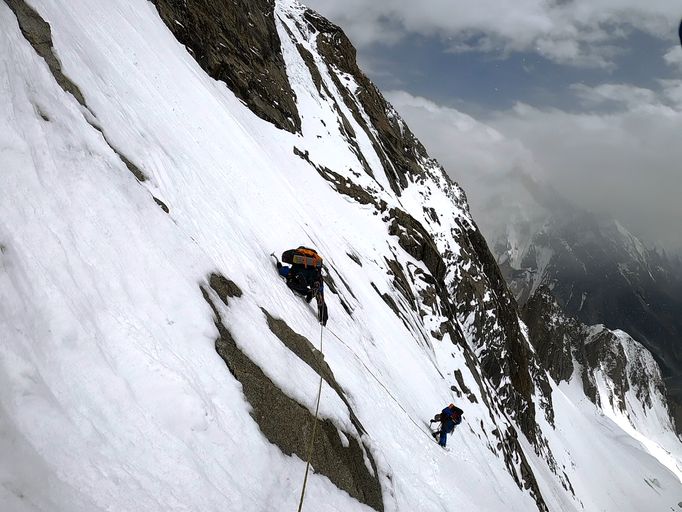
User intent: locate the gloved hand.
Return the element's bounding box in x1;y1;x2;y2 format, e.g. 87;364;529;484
318;302;328;326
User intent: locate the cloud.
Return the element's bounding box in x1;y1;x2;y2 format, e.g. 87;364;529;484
664;45;682;70
304;0;680;68
493;101;682;250
385;90;536;178
660;79;682;108
570;83;660;109
386;87;682;252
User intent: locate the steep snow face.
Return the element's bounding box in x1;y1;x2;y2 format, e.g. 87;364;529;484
490;177;682;424
522;287;682;495
0;1;534;510
589;328;682;481
1;1;682;512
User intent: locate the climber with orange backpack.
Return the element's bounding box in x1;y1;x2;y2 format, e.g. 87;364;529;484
273;246;328;326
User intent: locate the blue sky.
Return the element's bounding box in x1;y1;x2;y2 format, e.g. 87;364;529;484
360;30;674;115
304;0;682;252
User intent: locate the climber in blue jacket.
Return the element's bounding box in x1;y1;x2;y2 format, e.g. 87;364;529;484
430;403;463;447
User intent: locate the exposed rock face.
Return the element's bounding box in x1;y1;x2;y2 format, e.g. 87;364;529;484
151;0;301;133
5;0;147;182
496;199;682;431
296;8;432;195
294;146;387;211
522;285;671;420
5;0;84;104
388;208;446;282
456;223;542;428
209;272;243;300
262;309;368;434
522;286;578;384
202;276;383;511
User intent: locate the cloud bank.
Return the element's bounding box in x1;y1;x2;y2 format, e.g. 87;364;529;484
305;0;680;68
386;80;682;252
302;0;682;251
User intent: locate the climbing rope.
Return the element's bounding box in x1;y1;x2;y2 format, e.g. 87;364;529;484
326;328;437;443
296;323;325;512
296;324;447;510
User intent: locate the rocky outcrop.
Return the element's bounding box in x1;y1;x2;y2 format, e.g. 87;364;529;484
151;0;300;133
388;208;446;282
522;285;672;421
298;8;432;195
294;147;387;211
5;0;148;182
262;309;369;435
498;203;682;432
454;221;555;440
522;286;578;384
202;276;383;511
5;0;84;104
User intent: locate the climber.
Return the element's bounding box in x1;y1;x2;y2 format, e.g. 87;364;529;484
430;403;463;447
275;246;328;326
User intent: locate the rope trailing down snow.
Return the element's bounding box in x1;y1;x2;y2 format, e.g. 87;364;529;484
296;324;325;512
296;324;446;510
327;328;436;443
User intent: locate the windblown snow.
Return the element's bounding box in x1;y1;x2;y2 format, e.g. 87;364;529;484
1;0;681;511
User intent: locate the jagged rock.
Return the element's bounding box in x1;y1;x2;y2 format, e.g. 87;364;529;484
6;0;148;182
455;222;546;439
151;0;300;133
388;208;445;282
523;285;674;425
202;287;383;511
5;0;85;105
209;272;242;304
454;369;478;404
522;286;577;384
497;204;682;432
153;197;170;213
301;8;432;195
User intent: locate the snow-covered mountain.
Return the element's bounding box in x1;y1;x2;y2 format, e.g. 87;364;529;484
523;286;680;474
487;173;682;431
1;0;681;511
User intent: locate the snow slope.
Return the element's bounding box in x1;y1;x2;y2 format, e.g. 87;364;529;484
1;0;681;510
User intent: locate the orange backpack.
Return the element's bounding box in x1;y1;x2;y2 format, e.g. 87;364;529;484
282;246;323;269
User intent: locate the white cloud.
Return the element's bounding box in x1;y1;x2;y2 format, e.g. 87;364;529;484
386;87;682;251
664;45;682;70
304;0;679;67
492;86;682;250
660;79;682;108
570;83;660;109
385;90;537;179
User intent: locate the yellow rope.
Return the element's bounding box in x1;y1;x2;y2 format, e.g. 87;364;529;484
296;324;325;512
